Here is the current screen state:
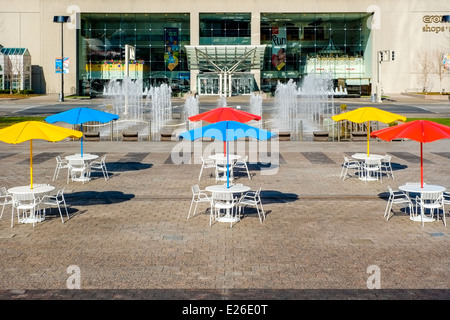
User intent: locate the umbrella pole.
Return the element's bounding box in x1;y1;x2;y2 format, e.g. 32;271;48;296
367;121;370;157
227;140;230;189
30;140;33;189
81;123;84;157
421;142;424;188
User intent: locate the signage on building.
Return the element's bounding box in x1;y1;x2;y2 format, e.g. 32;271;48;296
164;28;179;71
55;57;69;73
422;15;450;33
444;54;450;71
271;27;286;70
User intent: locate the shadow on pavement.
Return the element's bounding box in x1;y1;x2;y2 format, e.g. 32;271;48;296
106;162;153;172
65;190;135;205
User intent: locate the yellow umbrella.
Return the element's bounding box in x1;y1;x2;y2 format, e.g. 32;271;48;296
0;121;82;189
332;107;406;156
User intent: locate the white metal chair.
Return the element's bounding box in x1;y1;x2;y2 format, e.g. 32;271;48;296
211;192;239;228
12;193;42;228
416;192;446;227
41;187;69;224
0;187;14;226
215;159;234;182
188;185;212;220
53;156;70;183
234;155;251;180
362;158;382;183
198;156;216;180
238;187;265;223
443;192;450;221
340;156;360;180
69;159;89;183
384;186;413;221
380;154;394;179
89;155;109;180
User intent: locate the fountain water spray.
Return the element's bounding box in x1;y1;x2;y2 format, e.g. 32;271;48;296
184;95;199;130
250;92;263;128
274;73;338;140
103;77;172;140
146;83;172;140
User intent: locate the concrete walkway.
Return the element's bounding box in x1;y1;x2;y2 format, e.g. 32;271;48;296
0;94;449;300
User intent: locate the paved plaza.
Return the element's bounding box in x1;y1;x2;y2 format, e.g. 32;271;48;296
0;94;449;300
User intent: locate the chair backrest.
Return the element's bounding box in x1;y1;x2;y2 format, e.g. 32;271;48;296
0;187;8;197
70;159;86;168
192;184;200;195
365;158;380;166
383;155;391;162
421;191;442;201
57;187;65;198
212;192;233;201
256;187;262;200
13;192;36;204
201;156;214;166
215;159;228;167
387;186;394;196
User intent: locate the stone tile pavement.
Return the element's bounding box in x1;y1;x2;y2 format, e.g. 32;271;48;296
0;135;449;300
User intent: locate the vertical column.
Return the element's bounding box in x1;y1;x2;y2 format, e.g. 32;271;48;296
190;11;200;94
223;72;227;97
251;11;261;92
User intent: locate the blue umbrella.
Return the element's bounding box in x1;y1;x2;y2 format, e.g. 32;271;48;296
179;120;275;188
45;107;119;156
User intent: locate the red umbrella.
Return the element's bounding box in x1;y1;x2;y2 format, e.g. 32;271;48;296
189;107;262;154
371;120;450;188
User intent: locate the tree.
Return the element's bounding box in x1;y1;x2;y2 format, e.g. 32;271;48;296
417;50;433;93
432;49;449;94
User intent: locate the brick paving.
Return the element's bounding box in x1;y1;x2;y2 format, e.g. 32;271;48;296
0;95;449;300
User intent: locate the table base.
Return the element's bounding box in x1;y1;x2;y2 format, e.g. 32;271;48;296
410;216;435;223
359;176;378;182
216;215;239;223
72;176;91;182
20;216;45;224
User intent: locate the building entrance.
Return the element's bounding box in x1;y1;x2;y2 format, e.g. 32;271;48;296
198;73;254;96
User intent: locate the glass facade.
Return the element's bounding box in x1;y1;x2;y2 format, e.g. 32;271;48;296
78;13;190;96
199;13;251;45
260;13;372;95
77;12;373;96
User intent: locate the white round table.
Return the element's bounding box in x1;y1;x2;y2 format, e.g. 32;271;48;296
208;154;242;161
65;154;99;162
8;185;55;224
205;184;251;224
398;184;446;222
351;153;385;181
205;184;250;194
65;154;99;182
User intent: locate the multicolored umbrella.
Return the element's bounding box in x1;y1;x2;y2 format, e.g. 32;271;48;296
332;107;406;156
371;120;450;187
45;107;119;156
180;120;274;188
189;107;261;155
0;121;82;188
